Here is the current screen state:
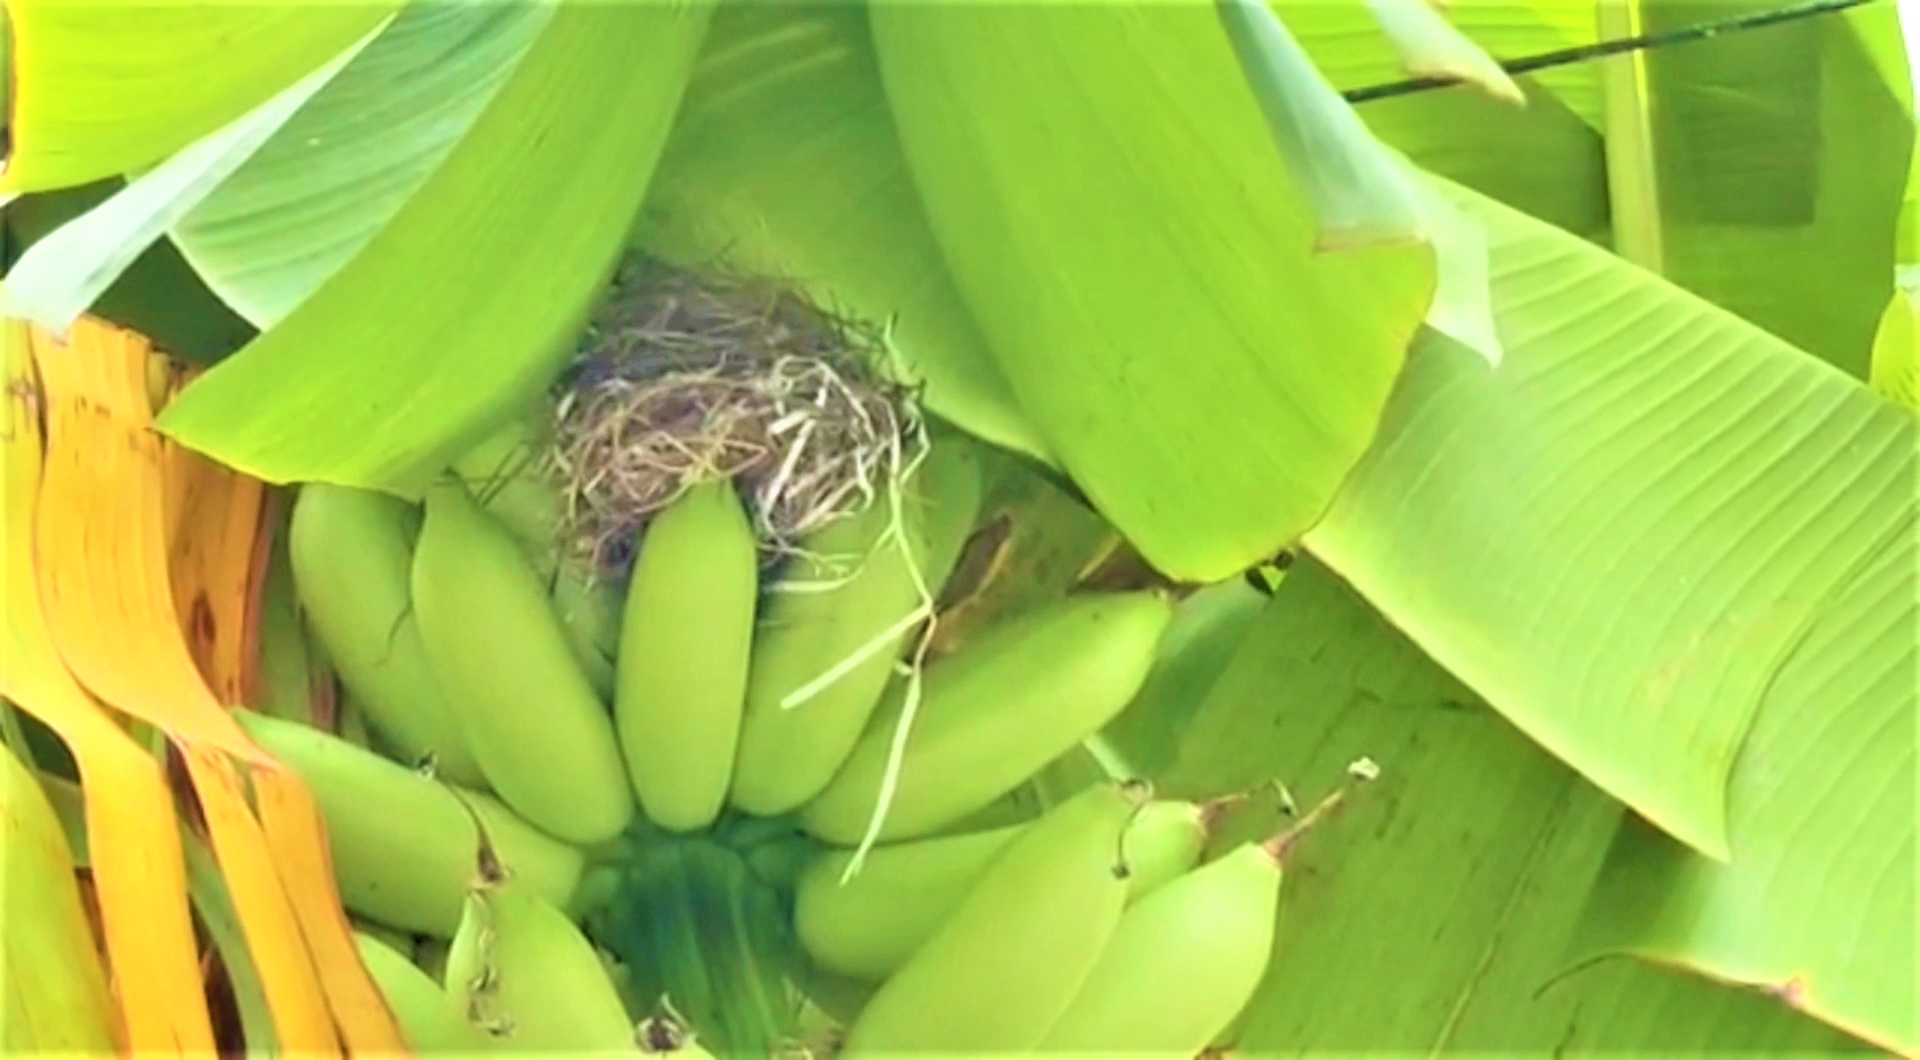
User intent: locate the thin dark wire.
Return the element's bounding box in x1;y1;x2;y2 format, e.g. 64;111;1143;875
1342;0;1882;104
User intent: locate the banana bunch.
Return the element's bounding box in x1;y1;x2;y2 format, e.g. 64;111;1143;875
819;781;1301;1059
266;407;1315;1056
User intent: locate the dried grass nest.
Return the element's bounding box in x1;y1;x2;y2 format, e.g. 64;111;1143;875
544;256;924;581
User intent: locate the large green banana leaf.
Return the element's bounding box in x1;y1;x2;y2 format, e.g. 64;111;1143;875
632;1;1049;463
1;42;366;334
1304;177;1916;1049
152;6;712;492
1120;556;1870;1053
170;2;553;328
868;3;1435;583
1;4;401;193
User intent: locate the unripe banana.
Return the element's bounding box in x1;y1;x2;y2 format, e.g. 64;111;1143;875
1038;839;1283;1054
238;711;584;938
552;561;620;700
452;413;624;700
794;823;1021;982
354;931;491;1053
796;797;1202;982
288;483;486;785
0;742;117;1055
446;865;637;1051
412;480;633;846
730;439;985;816
801;591;1174;845
1118;798;1207;900
449;412;565;580
614;478;759;832
350;918;416;959
336;696;378;754
839;782;1141;1055
414;937;452;985
253;538;318;726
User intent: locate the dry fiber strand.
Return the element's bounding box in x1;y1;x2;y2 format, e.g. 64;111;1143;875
547;258;920;580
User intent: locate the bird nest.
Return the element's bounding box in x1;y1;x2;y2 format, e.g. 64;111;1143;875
546;257;922;582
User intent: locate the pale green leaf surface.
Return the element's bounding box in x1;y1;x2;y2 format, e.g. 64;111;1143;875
0;32;371;335
1578;518;1915;1051
869;2;1434;582
1309;177;1915;860
1361;0;1525;104
1303;180;1916;1043
155;6;713;490
633;0;1046;462
1135;557;1862;1053
1644;1;1909;378
173;2;553;329
1543;957;1876;1055
3;4;403;193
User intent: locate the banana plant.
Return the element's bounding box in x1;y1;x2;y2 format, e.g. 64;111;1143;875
1;0;1914;1055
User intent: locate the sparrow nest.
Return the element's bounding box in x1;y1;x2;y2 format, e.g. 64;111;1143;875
547;257;922;582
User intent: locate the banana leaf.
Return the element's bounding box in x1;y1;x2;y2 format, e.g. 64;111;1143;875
1128;555;1870;1053
154;5;713;491
1;4;400;193
1304;176;1915;1050
869;2;1435;581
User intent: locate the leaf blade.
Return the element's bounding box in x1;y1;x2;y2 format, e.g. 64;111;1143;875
156;4;715;489
4;4;402;192
869;2;1434;580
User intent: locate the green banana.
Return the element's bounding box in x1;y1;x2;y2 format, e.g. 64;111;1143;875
452;413;623;699
552;560;620;701
839;782;1141;1055
449;411;566;580
801;590;1174;845
238;711;584;938
412;480;633;846
614;478;759;832
354;931;491;1053
1038;839;1284;1054
334;694;375;752
288;483;486;785
730;438;984;816
795;797;1202;982
1118;798;1207;900
0;742;117;1055
794;823;1022;982
446;857;638;1051
350;918;416;959
253;533;318;726
414;937;452;985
